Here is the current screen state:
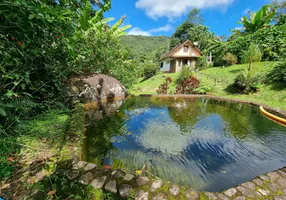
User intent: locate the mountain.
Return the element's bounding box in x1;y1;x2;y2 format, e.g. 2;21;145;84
120;35;170;60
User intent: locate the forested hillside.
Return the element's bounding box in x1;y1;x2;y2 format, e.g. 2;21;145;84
120;35;170;60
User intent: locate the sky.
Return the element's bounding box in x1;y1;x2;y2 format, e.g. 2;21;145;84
105;0;275;38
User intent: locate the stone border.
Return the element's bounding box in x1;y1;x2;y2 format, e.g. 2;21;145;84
61;95;286;199
63;159;286;200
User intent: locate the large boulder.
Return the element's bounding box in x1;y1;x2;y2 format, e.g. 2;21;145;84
68;74;128;104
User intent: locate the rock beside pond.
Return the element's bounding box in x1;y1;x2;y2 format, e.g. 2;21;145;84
67;170;80;180
84;163;96;171
150;179;163;192
111;169;124;179
105;180;117;193
136;176;150;187
124;173;135;181
68;74;128;104
135;190;149;200
79;172;94;185
169;184;180;196
90;176;107;189
153;192;168;200
224;188;237;197
186;188;199;200
119;184;133;198
73;161;88;170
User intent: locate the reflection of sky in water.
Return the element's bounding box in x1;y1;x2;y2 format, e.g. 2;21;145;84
87;98;286;192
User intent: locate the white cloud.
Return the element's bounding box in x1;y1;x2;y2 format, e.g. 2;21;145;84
135;0;234;20
149;24;173;33
128;24;173;36
128;27;151;36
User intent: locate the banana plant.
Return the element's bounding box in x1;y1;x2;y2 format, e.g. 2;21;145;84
238;5;276;33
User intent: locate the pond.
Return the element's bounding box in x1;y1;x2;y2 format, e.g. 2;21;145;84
83;96;286;192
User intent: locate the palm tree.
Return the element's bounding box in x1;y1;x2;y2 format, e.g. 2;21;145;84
238;5;276;33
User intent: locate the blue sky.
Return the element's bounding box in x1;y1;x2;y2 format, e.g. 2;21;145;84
105;0;274;38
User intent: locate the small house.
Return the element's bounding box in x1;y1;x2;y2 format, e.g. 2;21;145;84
159;40;203;73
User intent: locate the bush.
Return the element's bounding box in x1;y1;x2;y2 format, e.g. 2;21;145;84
142;62;159;79
212;24;286;66
267;61;286;85
176;65;193;84
224;53;238;66
157;77;173;94
233;70;263;94
194;86;214;94
196;56;209;70
176;76;200;94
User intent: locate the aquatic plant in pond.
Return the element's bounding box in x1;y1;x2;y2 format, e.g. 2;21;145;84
84;97;286;192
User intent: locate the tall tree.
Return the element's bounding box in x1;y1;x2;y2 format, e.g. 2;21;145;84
271;0;286;25
170;9;214;51
187;8;204;25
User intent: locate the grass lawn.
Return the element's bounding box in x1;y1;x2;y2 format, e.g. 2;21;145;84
130;62;286;110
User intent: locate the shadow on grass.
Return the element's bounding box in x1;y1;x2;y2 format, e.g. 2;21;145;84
224;83;238;94
267;82;285;91
228;69;243;74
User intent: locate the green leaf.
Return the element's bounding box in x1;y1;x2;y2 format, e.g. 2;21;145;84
0;108;7;117
29;14;35;20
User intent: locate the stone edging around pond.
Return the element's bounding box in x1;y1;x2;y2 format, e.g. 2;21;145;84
61;95;286;199
60;159;286;200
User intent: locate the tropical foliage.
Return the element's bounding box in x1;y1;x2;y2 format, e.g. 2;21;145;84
268;61;286;85
224;53;238;66
170;9;216;52
233;70;263;94
236;5;276;34
0;0;133;135
176;76;200;94
156;77;173;94
242;43;263;70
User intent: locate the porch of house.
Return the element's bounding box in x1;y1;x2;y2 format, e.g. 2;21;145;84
169;58;197;73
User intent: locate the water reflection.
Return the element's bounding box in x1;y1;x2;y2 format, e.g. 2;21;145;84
85;97;286;192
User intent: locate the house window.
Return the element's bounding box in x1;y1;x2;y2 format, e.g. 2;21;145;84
183;46;189;52
160;62;163;68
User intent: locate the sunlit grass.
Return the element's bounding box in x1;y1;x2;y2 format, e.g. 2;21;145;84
130;62;286;110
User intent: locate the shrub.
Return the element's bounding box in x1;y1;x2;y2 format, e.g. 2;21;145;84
176;76;200;94
224;53;238;66
212;24;286;66
157;77;173;94
242;43;263;70
176;65;192;84
194;86;214;94
267;61;286;85
142;62;159;79
196;56;209;70
233;70;263;94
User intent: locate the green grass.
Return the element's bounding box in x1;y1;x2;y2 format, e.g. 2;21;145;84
131;73;180;95
130;62;286;110
0;110;70;180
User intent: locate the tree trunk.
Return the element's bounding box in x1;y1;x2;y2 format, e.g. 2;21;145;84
248;61;252;71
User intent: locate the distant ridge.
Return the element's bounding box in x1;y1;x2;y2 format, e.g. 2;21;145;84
120;35;170;59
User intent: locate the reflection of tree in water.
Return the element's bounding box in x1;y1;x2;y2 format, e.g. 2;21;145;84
85;100;130;165
168;99;206;135
167;98;279;139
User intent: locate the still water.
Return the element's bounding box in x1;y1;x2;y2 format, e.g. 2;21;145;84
84;97;286;192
